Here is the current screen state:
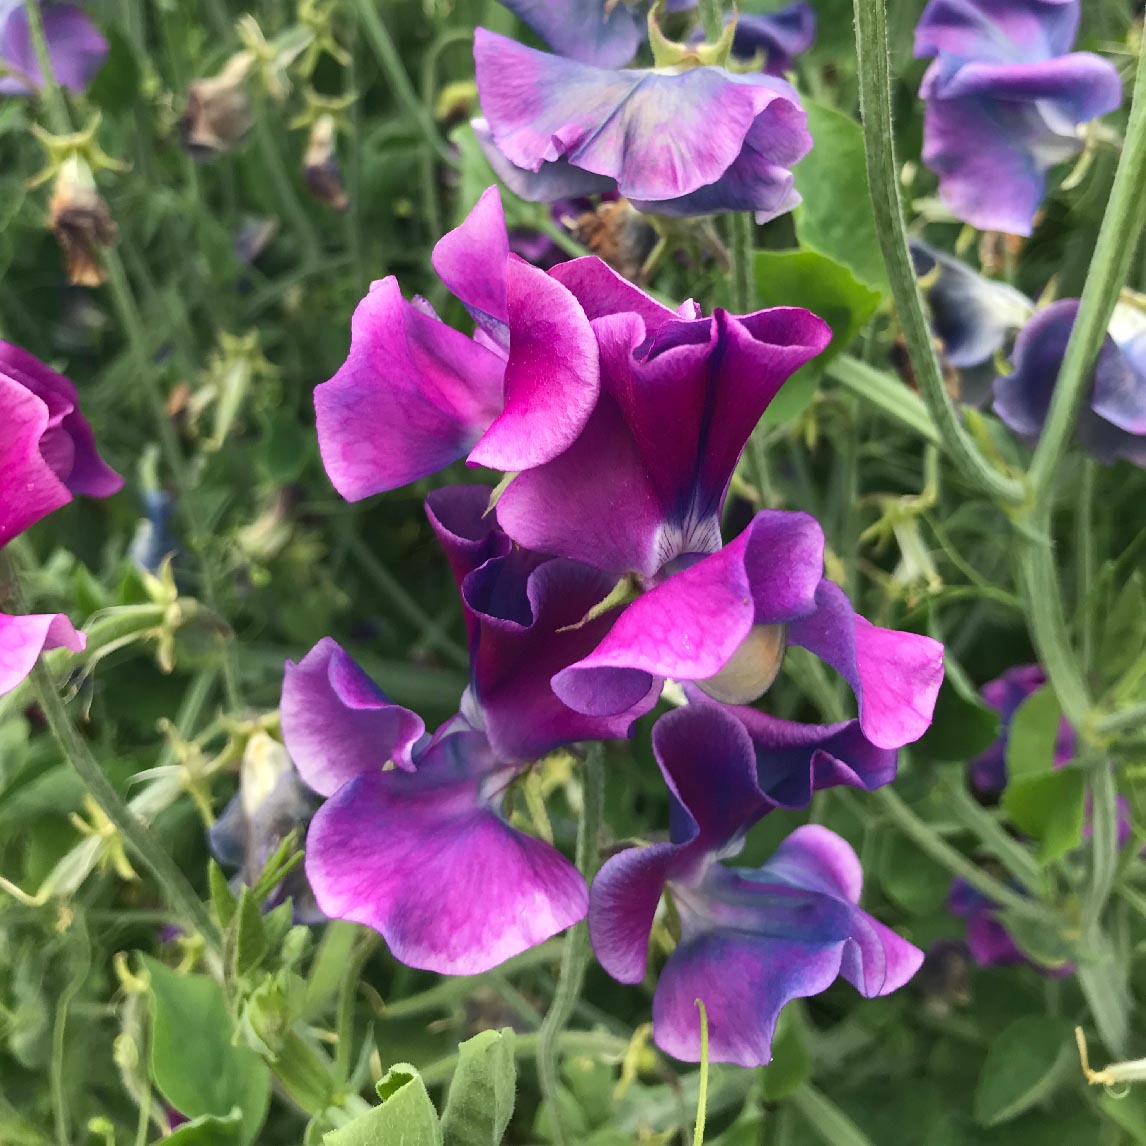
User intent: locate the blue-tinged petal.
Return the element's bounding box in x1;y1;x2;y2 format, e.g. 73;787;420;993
474;29;809;207
497;0;644;68
305;731;587;974
281;638;426;796
0;3;108;95
910;241;1033;367
914;0;1080;66
731;4;817;75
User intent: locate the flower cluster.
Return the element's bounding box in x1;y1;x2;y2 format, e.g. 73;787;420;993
0;341;121;695
914;0;1122;236
288;186;946;1065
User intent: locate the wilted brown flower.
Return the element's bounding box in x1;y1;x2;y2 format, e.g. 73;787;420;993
571;199;658;283
303;114;348;212
181;52;254;160
48;155;118;287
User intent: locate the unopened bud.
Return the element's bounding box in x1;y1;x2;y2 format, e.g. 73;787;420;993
48;155;117;287
695;623;787;706
181;52;254;160
303;113;348;211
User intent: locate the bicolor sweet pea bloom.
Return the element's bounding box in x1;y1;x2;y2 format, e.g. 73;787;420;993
0;341;121;695
910;241;1033;369
315;186;600;500
496;0;815;76
493;260;943;747
281;486;653;974
0;1;107;94
914;0;1122;236
473;26;812;219
591;703;923;1066
209;732;324;923
994;298;1146;466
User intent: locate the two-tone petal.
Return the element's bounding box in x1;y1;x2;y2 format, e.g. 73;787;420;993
0;611;84;696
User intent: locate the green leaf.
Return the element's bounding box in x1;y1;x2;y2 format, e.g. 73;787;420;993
156;1110;244;1146
759;1011;810;1102
972;1016;1072;1126
1005;686;1065;780
793;103;889;293
754;249;882;423
326;1065;441;1145
209;861;238;930
228;889;269;980
1099;570;1146;685
441;1029;517;1146
142;958;271;1146
877;831;951;916
1001;767;1086;862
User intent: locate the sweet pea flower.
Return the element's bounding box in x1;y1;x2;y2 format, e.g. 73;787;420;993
473;23;811;220
914;0;1122;236
968;664;1073;796
281;486;653;974
591;703;923;1066
0;1;106;94
496;0;815;76
209;732;324;923
493;260;943;747
993;298;1146;466
314;186;600;500
947;879;1030;969
0;341;121;695
910;241;1033;369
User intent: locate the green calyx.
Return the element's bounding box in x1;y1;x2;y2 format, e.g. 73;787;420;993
648;2;738;70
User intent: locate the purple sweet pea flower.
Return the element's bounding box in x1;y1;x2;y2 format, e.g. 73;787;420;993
314;186;601;501
0;341;122;695
493;264;943;745
473;27;811;220
914;0;1123;236
993;299;1146;466
910;241;1033;368
281;488;653;974
947;879;1029;968
591;704;923;1066
0;2;107;95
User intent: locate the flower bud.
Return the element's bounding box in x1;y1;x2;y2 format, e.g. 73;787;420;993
181;52;254;160
302;113;348;212
48;155;117;287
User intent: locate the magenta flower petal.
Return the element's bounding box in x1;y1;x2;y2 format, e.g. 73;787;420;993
553;511;824;716
549;255;687;334
281;638;426;796
0;611;84;696
0;3;108;95
424;484;512;607
306;736;587;974
314;276;506;500
430;185;510;343
497;309;829;578
467;254;600;470
497;0;644;68
474;29;810;214
789;581;945;749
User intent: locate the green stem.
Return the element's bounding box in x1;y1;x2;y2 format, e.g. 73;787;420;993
788;1086;875;1146
696;0;723;41
1076;460;1096;675
1081;760;1121;936
351;0;456;165
252;108;322;265
850;0;1025;506
23;0;69;132
1095;701;1146;737
873;787;1051;926
1027;35;1146;496
536;748;605;1146
10;580;221;954
728;212;755;313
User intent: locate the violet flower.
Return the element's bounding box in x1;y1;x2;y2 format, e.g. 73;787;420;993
493;259;943;747
947;879;1029;968
315;186;600;500
910;241;1033;369
993;298;1146;466
496;0;815;76
0;2;107;95
914;0;1122;236
591;703;923;1066
0;341;121;695
473;26;811;220
280;486;653;974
